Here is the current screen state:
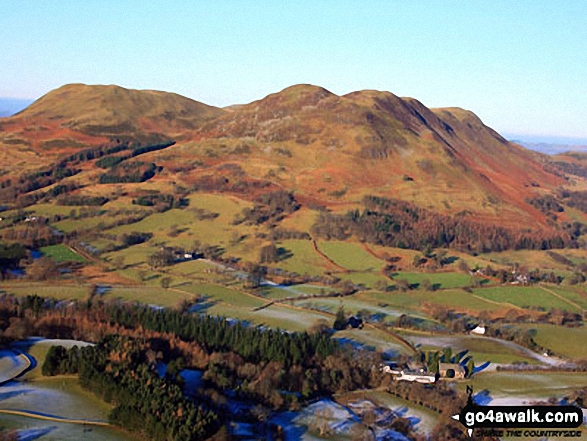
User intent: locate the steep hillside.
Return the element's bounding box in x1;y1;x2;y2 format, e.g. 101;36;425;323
195;84;564;226
0;82;575;232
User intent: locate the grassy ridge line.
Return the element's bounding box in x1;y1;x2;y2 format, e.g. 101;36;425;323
0;409;110;426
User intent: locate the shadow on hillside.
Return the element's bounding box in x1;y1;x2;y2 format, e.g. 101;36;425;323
18;426;58;441
188;296;218;313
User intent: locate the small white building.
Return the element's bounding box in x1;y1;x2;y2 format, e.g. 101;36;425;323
396;371;436;384
470;325;486;335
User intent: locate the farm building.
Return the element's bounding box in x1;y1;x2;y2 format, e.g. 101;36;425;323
470;324;486;335
438;363;466;379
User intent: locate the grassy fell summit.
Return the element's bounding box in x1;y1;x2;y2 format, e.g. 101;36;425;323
0;83;226;176
9;83;225;137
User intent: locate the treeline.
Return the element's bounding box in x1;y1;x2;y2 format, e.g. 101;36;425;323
132;193;189;211
552;160;587;178
0;295;381;408
0;164;80;204
105;304;337;367
527;195;564;215
0;138;174;203
99;162;160;184
43;336;220;441
95;141;175;168
559;189;587;213
57;195;109;206
191;174;272;194
236;190;300;225
0;243;27;279
312;195;573;252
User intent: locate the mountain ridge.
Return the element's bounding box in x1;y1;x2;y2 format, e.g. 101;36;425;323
0;82;573;229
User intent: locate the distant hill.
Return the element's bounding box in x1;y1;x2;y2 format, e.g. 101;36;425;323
511;139;587;155
0;98;33;117
5;83;225;138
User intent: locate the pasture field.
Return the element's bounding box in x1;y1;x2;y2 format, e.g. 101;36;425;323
466;371;587;399
40;244;86;262
546;285;587;310
0;414;138;441
472;285;583;312
293;294;429;321
103;244;154;267
165;259;222;280
516;323;587;359
336;271;390;288
400;332;539;365
270;239;335;276
481;249;573;272
334;327;411;356
0;283;89;300
106;208;196;237
206;302;332;332
279;207;318;232
106;285;194;307
103;194;263;263
53;215;129;234
391;271;483;289
16;203;76;217
409;288;503;312
0;377;112;422
316;240;385;271
359;290;424;311
339;390;438;434
179;282;265;308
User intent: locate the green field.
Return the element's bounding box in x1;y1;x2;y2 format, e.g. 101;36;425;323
40;244;86;262
336;271;390;289
516;323;587;359
334;327;411;355
472;285;583;312
0;283;90;300
400;331;539;364
467;371;587;399
270;239;333;276
546;285;587;310
392;271;483;289
316;240;385;271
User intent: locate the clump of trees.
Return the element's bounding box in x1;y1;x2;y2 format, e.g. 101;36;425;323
99;162;160;184
237;190;300;225
42;336;219;441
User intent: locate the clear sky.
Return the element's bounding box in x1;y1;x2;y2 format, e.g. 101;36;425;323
1;1;586;139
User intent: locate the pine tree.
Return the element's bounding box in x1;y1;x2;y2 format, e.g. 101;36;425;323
333;306;347;330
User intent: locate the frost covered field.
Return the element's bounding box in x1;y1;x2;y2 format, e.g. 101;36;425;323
0;338;137;440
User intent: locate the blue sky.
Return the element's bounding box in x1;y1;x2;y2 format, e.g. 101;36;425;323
1;1;586;139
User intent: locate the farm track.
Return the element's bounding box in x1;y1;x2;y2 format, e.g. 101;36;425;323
467;292;523;310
